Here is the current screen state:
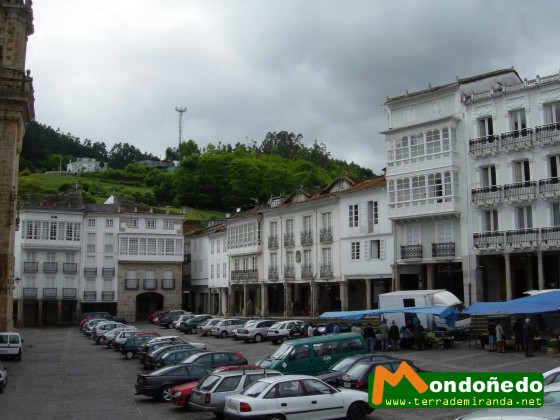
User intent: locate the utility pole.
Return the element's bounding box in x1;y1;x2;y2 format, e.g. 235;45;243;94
175;106;187;148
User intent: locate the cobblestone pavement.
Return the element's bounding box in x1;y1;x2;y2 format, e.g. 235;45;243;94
0;324;558;420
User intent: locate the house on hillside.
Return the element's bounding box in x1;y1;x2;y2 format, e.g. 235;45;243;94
67;158;106;173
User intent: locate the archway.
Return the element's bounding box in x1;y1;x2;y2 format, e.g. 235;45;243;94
136;292;163;322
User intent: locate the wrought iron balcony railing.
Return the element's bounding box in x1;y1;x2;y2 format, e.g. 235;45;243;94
231;269;259;282
43;262;58;273
320;263;333;279
473;231;505;248
22;287;37;298
102;291;115;300
102;267;115;277
300;229;313;246
283;265;295;279
539;177;560;196
23;261;38;273
542;226;560;246
283;232;295;247
84;267;97;277
401;244;422;259
319;227;333;243
301;264;313;279
63;263;77;274
506;228;539;247
268;234;278;249
83;291;97;300
62;288;77;299
268;266;278;280
43;287;57;299
432;242;455;258
503;181;537;201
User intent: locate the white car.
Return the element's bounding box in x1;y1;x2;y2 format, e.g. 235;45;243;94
173;314;193;329
266;320;304;344
199;318;224;336
100;326;138;347
211;318;244;338
224;374;373;420
0;332;22;361
113;330;141;350
91;321;127;343
544;365;560;386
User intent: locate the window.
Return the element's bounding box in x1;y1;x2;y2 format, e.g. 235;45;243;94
351;242;360;260
291;346;310;360
367;201;378;233
211;240;215;255
404;107;415;122
146;219;156;229
395;136;409;160
404;225;420;245
128;218;138;228
436;222;453;243
513;160;531;182
270;253;278;269
412;175;426;201
303;250;312;267
286;251;294;268
164;220;174;229
549;155;560;178
481;166;497;187
322;212;331;230
426;129;441;155
428;173;443;202
483;210;499;232
104;233;113;253
517;206;533;229
270;221;277;235
87;233;96;252
210;265;214;279
88;218;96;228
410;133;424;157
322;247;332;265
49;222;57;240
215;376;242;392
431;101;442;116
365;240;381;260
46;251;55;263
313;341;339;356
349;204;359;227
303;215;312;231
545;102;560;124
341;337;365;352
105;218;114;228
286;219;294;235
553;203;560;226
396;178;410;202
510;109;527;131
478;117;494;137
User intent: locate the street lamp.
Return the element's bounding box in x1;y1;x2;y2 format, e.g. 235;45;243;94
13;276;20;290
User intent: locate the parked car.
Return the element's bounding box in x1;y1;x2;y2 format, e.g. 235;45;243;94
0;332;22;361
198;318;224;336
148;309;168;323
223;375;373;420
266;320;305;344
155;348;203;369
211;318;244;338
317;322;352;335
91;321;127;343
171;364;263;408
235;319;277;343
544;365;560;385
78;317;93;331
138;336;189;366
180;351;248;370
288;322;311;339
0;360;7;392
82;318;107;336
135;363;212;402
317;354;403;386
158;310;191;329
81;311;126;324
173;314;194;329
100;326;137;347
113;330;159;350
179;315;213;334
188;367;282;415
339;358;424;391
145;343;203;369
121;334;160;359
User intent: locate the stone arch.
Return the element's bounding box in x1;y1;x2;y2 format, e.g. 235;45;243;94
135;292;164;322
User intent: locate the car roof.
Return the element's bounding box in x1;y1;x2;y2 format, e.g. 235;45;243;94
210;368;282;377
256;374;318;384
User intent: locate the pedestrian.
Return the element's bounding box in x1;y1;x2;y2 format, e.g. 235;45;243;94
487;320;496;352
513;318;523;352
363;323;375;353
332;323;340;334
307;323;314;338
522;318;535;357
351;323;358;334
312;324;320;336
246;299;254;317
496;321;507;353
380;319;390;351
389;320;400;351
413;320;425;351
355;322;363;335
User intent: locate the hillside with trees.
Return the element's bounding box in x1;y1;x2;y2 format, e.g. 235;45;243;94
19;122;376;212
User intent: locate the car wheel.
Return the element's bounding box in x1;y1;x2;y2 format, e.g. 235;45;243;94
16;351;21;361
254;334;263;343
346;402;369;420
125;351;134;359
220;331;228;338
159;385;173;402
265;415;285;420
213;412;225;419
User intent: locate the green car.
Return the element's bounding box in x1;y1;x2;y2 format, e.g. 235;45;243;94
121;334;159;359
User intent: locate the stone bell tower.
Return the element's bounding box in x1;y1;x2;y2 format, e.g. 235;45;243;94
0;0;34;332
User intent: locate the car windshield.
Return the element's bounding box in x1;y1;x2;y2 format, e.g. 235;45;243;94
242;381;269;397
269;322;282;329
198;374;221;391
330;357;362;373
345;363;371;378
243;321;257;328
544;390;560;405
270;343;294;360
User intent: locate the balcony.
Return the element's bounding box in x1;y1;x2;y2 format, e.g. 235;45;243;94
143;278;157;290
320;263;333;279
43;262;58;273
542;227;560;246
83;291;97;300
231;269;259;282
22;287;37;298
102;267;115;277
401;245;422;260
500;129;533;151
506;228;539;248
301;264;313;279
84;267;97;277
125;278;139;290
320;227;333;243
473;231;505;249
471;186;503;205
62;288;77;299
283;232;295;247
43;287;57;299
23;261;38;273
469;134;500;156
102;291;115;301
539;177;560;197
300;229;313;246
63;263;77;274
161;278;175;290
268;234;278;249
504;181;537;201
432;242;455;258
283;265;295;279
268;266;279;280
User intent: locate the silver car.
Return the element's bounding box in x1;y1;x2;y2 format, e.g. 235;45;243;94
188;368;282;414
198;318;224;336
0;360;6;393
210;319;244;338
235;319;277;343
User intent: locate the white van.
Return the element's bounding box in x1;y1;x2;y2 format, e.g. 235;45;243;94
0;332;22;361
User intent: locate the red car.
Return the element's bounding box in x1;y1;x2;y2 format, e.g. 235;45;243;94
79;317;93;331
148;310;168;323
170;364;262;408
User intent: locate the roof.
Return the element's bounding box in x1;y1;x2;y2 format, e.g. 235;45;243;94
21;188;85;211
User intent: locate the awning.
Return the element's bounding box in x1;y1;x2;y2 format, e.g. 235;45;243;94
319;305;458;322
463;291;560;315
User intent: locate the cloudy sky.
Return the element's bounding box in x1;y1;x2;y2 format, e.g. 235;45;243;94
26;1;560;173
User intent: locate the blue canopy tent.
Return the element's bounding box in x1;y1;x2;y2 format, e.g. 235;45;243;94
463;291;560;315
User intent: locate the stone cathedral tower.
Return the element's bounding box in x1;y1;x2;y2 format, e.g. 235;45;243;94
0;0;34;331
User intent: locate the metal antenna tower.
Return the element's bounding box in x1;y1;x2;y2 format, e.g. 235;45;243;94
175;106;187;147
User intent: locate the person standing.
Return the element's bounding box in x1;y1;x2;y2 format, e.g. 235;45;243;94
363;323;375;353
487;320;496;352
332;323;340;334
380;319;390;351
307;323;314;338
414;321;425;351
496;321;507;353
522;318;535;357
389;320;400;351
513;318;523;352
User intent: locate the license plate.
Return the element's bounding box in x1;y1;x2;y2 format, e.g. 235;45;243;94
226;401;236;410
191;392;201;402
344;382;351;388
